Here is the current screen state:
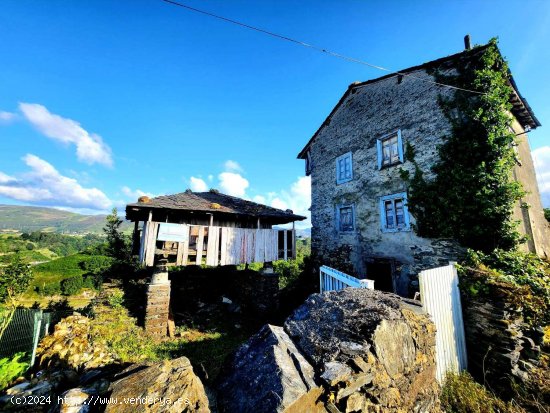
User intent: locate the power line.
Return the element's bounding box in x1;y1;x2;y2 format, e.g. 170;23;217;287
160;0;485;95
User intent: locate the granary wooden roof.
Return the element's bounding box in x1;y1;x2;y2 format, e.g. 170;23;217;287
298;43;541;159
125;190;306;223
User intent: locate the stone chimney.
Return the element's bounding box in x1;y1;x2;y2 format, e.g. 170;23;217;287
464;34;472;50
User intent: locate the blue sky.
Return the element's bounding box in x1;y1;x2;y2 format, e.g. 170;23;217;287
1;0;549;227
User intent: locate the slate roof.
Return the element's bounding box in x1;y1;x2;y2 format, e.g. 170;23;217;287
298;43;540;159
126;191;306;223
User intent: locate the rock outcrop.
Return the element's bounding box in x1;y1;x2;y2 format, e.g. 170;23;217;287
217;324;325;413
106;356;209;413
217;288;440;413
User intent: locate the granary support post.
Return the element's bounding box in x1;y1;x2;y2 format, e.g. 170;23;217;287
144;259;171;338
292;221;296;259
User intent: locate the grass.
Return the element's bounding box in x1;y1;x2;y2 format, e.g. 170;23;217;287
0;352;29;391
155;324;253;383
441;372;525;413
0;249;51;264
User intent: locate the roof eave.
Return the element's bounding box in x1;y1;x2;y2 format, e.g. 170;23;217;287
125;202;306;223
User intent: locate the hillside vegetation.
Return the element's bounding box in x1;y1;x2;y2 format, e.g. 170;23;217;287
0;204;131;234
0;232;105;265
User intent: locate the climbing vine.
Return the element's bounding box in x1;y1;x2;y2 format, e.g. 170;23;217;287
406;39;524;252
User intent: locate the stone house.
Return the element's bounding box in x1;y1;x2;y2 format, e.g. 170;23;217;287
297;40;550;297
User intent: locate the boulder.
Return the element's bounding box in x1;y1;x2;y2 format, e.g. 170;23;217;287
106;356;209;413
217;324;326;413
59;388;93;413
218;288;441;413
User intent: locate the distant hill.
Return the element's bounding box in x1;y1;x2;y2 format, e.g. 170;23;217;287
0;204;131;234
296;228;311;238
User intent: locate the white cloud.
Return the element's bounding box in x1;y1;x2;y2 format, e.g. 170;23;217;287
189;176;208;192
121;186;155;200
224;160;243;173
271;197;288;210
0;172;16;184
533;146;550;207
257;176;311;229
0;111;17;123
19;103;113;167
252;195;266;204
218;172;249;197
207;174;214;182
0;154;112;210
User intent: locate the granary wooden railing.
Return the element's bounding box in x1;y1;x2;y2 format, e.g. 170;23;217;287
138;222;296;267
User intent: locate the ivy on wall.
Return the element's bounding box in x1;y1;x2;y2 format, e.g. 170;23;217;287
405;39;524;252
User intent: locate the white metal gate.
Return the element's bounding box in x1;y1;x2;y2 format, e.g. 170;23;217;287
419;262;467;382
319;265;374;293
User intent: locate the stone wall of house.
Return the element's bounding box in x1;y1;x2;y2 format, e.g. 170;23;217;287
309;69;462;297
307;65;549;297
510;116;550;259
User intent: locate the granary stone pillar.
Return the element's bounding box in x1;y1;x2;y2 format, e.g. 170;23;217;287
145;259;171;338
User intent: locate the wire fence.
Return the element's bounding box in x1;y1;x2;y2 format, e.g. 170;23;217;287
0;308;73;366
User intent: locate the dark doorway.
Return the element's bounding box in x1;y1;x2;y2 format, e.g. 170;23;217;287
366;260;394;293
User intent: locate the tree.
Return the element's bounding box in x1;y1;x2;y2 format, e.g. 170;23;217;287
0;256;33;340
545;208;550;223
0;256;33;305
103;208;131;262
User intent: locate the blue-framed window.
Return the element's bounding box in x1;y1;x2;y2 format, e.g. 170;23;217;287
336;152;353;184
336;204;355;232
377;130;404;169
380;192;410;232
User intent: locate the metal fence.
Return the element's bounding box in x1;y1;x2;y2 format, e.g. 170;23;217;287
419;262;468;382
0;308;71;366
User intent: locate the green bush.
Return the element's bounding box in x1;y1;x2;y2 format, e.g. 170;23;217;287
441;372;522;413
274;259;302;289
0;352;29;391
36;282;62;296
79;255;112;274
61;275;84;296
107;289;125;308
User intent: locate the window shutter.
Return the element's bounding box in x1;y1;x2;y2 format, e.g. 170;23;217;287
376;139;383;170
397;130;404;163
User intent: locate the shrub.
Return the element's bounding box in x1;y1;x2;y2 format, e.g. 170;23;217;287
61;275;84;296
89;298;157;363
107;289;124;308
79;255;112;274
274;259;302;289
37;282;62;296
0;352;28;391
441;372;523;413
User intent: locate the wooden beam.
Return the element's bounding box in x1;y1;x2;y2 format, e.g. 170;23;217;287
196;226;205;265
283;230;288;260
292;221;296;259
